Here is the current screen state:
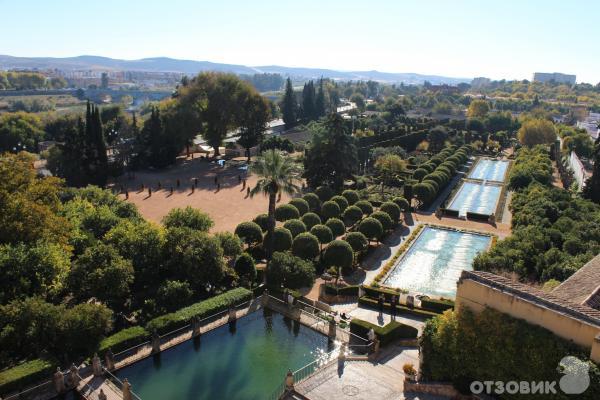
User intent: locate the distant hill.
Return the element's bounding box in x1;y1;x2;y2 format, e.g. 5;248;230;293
0;55;470;85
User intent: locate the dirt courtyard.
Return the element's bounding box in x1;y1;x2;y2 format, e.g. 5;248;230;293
112;154;291;233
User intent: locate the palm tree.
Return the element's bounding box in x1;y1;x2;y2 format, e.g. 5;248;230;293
250;150;301;260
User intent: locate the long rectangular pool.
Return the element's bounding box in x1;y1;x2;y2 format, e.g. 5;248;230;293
383;226;491;298
116;309;332;400
468;159;509;182
447;181;502;216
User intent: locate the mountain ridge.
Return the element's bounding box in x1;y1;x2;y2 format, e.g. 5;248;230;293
0;54;470;85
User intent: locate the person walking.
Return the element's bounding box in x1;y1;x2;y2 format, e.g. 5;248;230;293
246;186;250;197
191;185;195;194
125;190;129;200
148;187;152;197
194;177;198;187
176;179;180;188
378;294;384;316
170;187;174;195
390;295;397;320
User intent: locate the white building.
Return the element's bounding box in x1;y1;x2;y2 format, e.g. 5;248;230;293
533;72;576;85
577;112;600;141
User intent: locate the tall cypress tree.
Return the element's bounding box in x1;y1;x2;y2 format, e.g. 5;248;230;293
281;78;297;129
302;81;316;120
315;79;326;118
583;136;600;203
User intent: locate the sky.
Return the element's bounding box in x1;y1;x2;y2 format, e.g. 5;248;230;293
1;0;599;83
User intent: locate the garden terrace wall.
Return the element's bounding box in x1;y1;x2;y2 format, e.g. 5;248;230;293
350;318;418;346
358;296;438;319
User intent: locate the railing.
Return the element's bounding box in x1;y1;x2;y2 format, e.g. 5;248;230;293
103;368;143;400
2;379;55;400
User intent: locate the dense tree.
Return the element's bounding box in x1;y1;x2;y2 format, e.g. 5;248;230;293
342;205;363;226
266;252;315;289
275;204;300;222
234;221;264;247
215;231;243;260
583;137;600;203
281;78;298;128
0;112;44;153
237;92;271;161
355;200;374;215
344;232;369;259
302;80;317;120
321;200;341;220
380;201;402;224
375;154;407;190
283;219;307;238
302;193;321;212
310;224;333;250
83;101;109;187
301;212;321;229
250;150;300;259
289;198;310;215
264;227;293;253
467;99;490;118
234;253;256;287
253;214;270;232
517;119;556;147
358;217;383;242
162;206;214;232
156;280;193;312
68;242;134;310
341;189;360;205
303;114;357;189
325;218;345;237
323;240;354;272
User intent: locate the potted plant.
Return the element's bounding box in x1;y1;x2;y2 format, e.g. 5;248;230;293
403;363;417;382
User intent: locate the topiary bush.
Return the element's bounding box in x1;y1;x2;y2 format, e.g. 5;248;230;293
323;240;354;270
371;211;393;231
345;232;369;255
392;196;410;211
314;185;334;201
342;205;363;226
234;252;256;286
283;219;307;238
413;168;428;181
310;224;334;247
292;232;320;260
380;202;401;223
302;192;321;213
289;198;310;216
275;204;300;222
253;214;270;232
342;189;360;205
358;217;383;242
355;200;374;215
301;212;321;229
264;227;293;252
326;218;346;237
267;252;315;289
321;201;341;221
350;318;417;347
330;195;349;212
234;221;263;246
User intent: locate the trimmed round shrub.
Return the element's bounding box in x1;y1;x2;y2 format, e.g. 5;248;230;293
321;201;341;221
421;163;435;173
413;183;435;204
358;217;383;241
330;195;349;212
371;211;393;231
422;179;438;194
342;205;363;226
355;200;374;215
326;218;346;237
380;202;401;223
302;193;321;212
289;198;310;216
342;190;360;205
345;232;369;254
436;165;452;177
264;227;293;252
234;221;263;246
323;240;354;270
162;206;214;232
267;252;315;289
292;232;320;260
234;252;256;284
301;212;322;229
275;204;300;222
310;224;334;246
424;173;444;187
283;219;307;238
392;197;410;211
314;186;334;201
253;214;270;232
413;168;428;181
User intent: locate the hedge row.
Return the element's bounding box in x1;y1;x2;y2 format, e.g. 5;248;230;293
98;326;150;355
146;288;253;334
324;284;360;296
358;296;438;319
420;298;455;314
0;359;56;395
349;318;418;347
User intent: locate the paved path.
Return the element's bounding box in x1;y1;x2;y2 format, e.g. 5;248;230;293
77;376;123;400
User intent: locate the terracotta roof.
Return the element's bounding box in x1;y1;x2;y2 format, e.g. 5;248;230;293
552;254;600;307
459;270;600;328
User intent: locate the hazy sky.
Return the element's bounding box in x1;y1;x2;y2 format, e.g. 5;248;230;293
1;0;598;83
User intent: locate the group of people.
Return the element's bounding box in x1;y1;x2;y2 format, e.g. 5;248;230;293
378;293;399;320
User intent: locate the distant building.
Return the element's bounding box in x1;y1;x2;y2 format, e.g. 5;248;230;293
471;77;491;88
533;72;576;85
577;112;600;141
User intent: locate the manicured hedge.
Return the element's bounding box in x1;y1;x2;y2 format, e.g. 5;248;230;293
350;318;418;346
146;288;253;334
358;297;438;319
420;298;455;313
0;359;56;395
324;284;359;296
99;326;150;355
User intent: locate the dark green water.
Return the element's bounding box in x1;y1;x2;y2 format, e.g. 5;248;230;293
116;309;333;400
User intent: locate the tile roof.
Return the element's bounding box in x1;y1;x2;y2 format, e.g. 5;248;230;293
552;254;600;307
459;270;600;328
